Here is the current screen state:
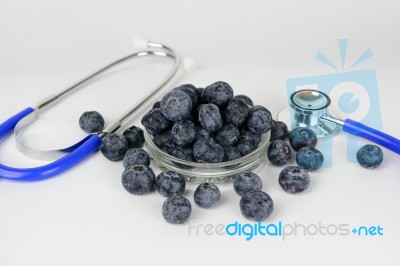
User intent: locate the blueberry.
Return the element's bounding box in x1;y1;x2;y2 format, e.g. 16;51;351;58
202;81;234;107
121;165;155;195
164;143;194;162
198;104;223;132
152;130;173;149
162;195;192;224
160;90;192;121
279;166;310;194
224;98;250;127
267;140;292;166
174;84;198;107
194;126;215;142
223;146;241;162
289;127;318;151
235;132;262;156
215;124;240;146
100;133;128;161
246;105;272;134
141;108;171;135
270;120;288;141
193;139;224;163
156;171;186;197
123;148;151;169
152;101;161;110
233;95;254;107
195;88;204;102
296;147;324;171
123;126;144;148
79;111;105;133
171;120;196;147
194;183;221;208
356;144;383;169
233;172;262;196
240;191;274;221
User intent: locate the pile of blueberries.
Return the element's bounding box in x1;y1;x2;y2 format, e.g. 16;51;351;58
141;81;272;164
78;81;384;224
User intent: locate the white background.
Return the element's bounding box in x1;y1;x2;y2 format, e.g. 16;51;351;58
1;0;400;265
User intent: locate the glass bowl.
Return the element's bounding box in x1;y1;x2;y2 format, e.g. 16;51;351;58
144;130;270;183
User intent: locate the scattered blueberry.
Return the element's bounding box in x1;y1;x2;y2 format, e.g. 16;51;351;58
224;98;250;127
79;111;105;133
141;108;171;135
198;104;223;132
289;127;318;151
233;95;254;107
233;172;262;196
156;171;186;197
171;120;196;147
123;148;151;169
202;81;234;107
100;133;128;161
152;130;173;149
296;147;324;171
279;166;310;194
122;165;155;195
123;126;144;148
267;140;292;166
174;84;198;107
270;120;288;141
215;124;240;146
194;183;221;208
240;191;274;221
246;105;272;134
193;139;224;163
356;144;383;169
162;195;192;224
160;90;192;121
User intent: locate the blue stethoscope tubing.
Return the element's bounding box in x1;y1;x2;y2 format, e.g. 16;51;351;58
0;41;181;181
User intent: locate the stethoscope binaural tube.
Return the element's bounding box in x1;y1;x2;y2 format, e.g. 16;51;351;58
290;90;400;155
0;40;185;181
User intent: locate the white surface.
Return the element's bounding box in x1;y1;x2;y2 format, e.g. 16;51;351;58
1;0;400;265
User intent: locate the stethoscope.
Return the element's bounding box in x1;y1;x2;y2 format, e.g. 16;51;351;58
0;39;190;181
279;89;400;154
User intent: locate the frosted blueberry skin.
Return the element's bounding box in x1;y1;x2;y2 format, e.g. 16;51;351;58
356;144;383;169
289;127;317;151
123;148;151;169
233;172;263;196
296;147;324;171
141;108;171;135
171;120;196;147
240;191;274;222
121;165;155;195
123;126;144;149
156;171;186;197
100;133;128;161
270;120;289;141
233;94;254;107
279;166;310;194
174;84;198;107
164;143;194;162
246;105;273;134
194;127;215;142
223;146;241;169
162;196;192;224
224;98;250;128
160;90;192;121
198;104;223;132
235;131;262;156
79;111;105;133
267;140;292;166
202;81;234;107
152;130;173;149
215;124;240;146
194;183;221;208
193;139;224;163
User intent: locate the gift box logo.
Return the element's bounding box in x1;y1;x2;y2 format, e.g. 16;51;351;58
286;39;382;166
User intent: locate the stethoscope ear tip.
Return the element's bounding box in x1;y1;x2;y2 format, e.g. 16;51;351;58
132;36;149;50
182;57;196;72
